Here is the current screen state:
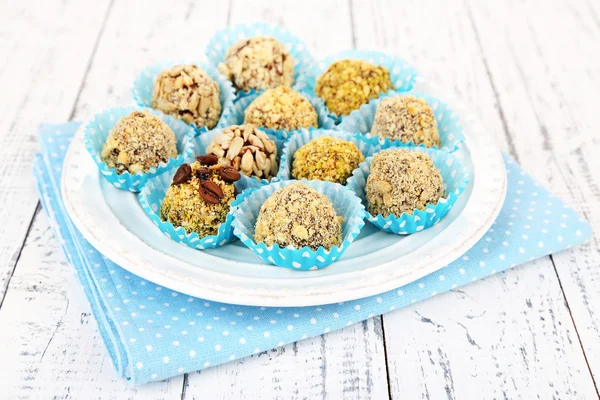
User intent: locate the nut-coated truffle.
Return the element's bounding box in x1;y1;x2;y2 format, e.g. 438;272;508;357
254;183;343;251
244;87;318;131
152;64;222;129
205;124;278;180
315;59;393;116
370;95;440;147
160;160;238;237
366;149;445;217
218;36;294;91
292;136;364;185
101;111;177;174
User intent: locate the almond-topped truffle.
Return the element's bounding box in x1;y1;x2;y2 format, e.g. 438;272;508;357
152;64;222;129
366;149;445;217
160;157;240;237
205;124;278;180
101;111;177;174
244;87;318;131
315;59;393;116
218;36;295;91
254;183;343;251
292;136;364;185
371;95;441;147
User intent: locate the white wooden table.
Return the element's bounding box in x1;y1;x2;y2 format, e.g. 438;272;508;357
1;0;599;398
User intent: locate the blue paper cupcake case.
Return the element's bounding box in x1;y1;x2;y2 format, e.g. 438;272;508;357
205;23;315;95
83;106;196;192
131;61;235;132
276;128;382;181
230;180;366;270
295;50;420;123
138;169;245;250
189;128;286;191
219;92;335;139
337;90;466;153
347;147;470;234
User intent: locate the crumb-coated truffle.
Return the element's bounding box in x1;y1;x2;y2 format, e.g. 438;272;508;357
315;59;393;116
205;124;278;180
244;87;318;131
152;64;222;129
366;149;445;217
292;137;364;185
371;96;440;148
254;183;343;251
218;36;294;92
101;111;177;174
160;159;239;237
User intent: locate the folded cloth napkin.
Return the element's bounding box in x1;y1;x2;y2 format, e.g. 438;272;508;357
34;123;592;385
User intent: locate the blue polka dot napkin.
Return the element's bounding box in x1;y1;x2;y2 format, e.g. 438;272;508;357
34;123;592;385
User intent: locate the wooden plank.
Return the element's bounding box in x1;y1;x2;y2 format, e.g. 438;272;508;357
0;212;182;399
0;0;231;397
69;0;230;119
181;1;388;398
0;0;110;303
351;0;599;398
383;260;597;399
467;0;600;387
189;318;387;399
4;1;598;399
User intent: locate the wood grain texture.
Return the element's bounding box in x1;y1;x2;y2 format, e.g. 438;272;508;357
1;0;599;398
351;0;599;398
69;0;229;120
0;212;184;399
0;0;111;303
467;0;600;388
188;318;387;400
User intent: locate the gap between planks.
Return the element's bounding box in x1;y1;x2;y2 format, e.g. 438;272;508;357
0;0;116;309
465;0;600;396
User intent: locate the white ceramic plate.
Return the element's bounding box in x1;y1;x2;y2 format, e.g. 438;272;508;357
62;80;507;307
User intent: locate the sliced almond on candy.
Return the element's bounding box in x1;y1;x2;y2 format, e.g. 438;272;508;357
172;163;192;185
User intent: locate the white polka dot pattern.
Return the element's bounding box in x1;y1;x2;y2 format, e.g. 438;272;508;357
218;90;334;140
276;129;383;182
82;106;196;192
138;167;241;250
131;60;235;133
35;124;592;385
336;90;466;153
205;23;315;96
295;49;419;124
230;179;366;270
347;147;470;234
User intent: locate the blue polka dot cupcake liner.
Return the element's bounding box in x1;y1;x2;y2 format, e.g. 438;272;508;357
189;128;286;191
295;50;419;124
132;60;235;133
346;147;470;234
83;106;196;193
219;91;335;139
205;23;315;96
276;128;382;182
230;180;366;270
138;167;244;250
336;90;466;153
